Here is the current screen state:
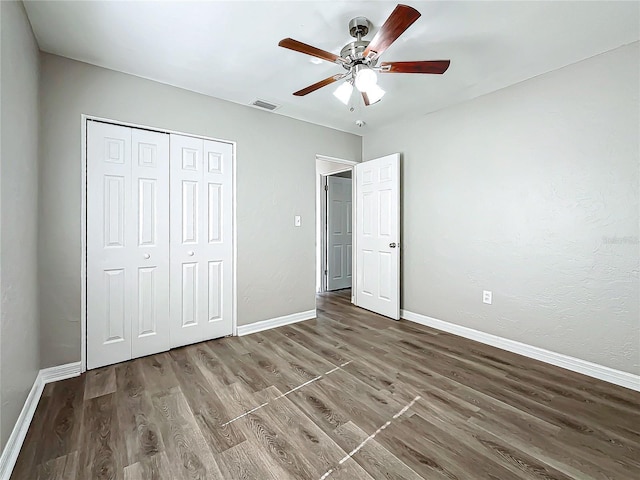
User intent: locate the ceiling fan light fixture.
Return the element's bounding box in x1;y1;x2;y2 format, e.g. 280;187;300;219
354;65;377;92
333;81;353;105
365;84;385;104
279;4;451;110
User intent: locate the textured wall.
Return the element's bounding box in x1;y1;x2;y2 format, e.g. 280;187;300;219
0;0;41;447
38;54;361;368
363;43;639;375
0;0;3;445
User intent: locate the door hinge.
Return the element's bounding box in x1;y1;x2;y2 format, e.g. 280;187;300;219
324;184;328;191
324;269;328;275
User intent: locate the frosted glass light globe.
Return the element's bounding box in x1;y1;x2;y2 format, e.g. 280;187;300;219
333;81;354;105
366;84;385;104
355;67;377;92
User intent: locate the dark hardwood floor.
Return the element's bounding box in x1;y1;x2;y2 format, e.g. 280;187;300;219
11;289;640;479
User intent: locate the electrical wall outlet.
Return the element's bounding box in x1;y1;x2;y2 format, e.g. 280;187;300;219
483;290;492;305
294;215;301;227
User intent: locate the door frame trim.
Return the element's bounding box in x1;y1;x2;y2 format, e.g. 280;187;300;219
80;114;238;373
315;155;358;296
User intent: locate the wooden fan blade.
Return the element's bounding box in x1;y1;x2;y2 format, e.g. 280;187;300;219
293;74;345;96
362;92;371;106
363;4;421;59
380;60;450;74
279;38;345;65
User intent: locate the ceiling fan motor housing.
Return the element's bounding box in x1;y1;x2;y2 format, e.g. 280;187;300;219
340;40;371;67
348;16;370;38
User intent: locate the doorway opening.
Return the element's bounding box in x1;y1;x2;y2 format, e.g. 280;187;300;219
316;153;401;321
315;156;357;301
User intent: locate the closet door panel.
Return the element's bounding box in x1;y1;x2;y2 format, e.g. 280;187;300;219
87;122;133;369
87;122;171;369
170;135;204;347
203;140;233;336
131;128;170;358
170;135;233;348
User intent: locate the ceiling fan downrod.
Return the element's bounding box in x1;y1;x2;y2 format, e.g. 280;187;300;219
341;17;374;69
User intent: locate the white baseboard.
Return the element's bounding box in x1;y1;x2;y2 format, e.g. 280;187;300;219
39;362;82;384
0;362;81;480
401;310;640;392
237;309;317;336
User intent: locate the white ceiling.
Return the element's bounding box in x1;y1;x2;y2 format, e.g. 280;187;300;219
23;1;639;135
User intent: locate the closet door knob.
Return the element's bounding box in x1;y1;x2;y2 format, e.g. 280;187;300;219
143;253;151;259
188;251;195;257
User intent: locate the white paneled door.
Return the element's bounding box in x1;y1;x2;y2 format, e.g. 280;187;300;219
327;176;352;291
354;153;400;319
170;134;233;348
87;121;170;369
87;121;234;369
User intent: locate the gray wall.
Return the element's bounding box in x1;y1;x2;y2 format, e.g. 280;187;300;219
363;42;640;375
0;0;40;447
1;0;3;447
39;53;361;368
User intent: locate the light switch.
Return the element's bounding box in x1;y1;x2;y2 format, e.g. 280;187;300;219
294;215;301;227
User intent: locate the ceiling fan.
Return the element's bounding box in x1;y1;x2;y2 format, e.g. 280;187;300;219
278;4;450;107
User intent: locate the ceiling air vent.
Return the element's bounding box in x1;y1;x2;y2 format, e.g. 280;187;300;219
250;99;280;111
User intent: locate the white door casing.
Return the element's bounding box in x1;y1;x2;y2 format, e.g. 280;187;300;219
170;134;233;348
87;121;170;369
327;176;352;291
354;153;401;319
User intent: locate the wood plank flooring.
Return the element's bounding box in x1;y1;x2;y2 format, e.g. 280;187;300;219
11;289;640;479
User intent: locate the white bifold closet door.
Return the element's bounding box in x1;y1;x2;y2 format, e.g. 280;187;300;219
169;134;233;347
87;121;170;370
87;122;233;370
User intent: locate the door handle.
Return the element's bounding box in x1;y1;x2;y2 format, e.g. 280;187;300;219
143;253;151;259
187;251;195;257
389;243;397;248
